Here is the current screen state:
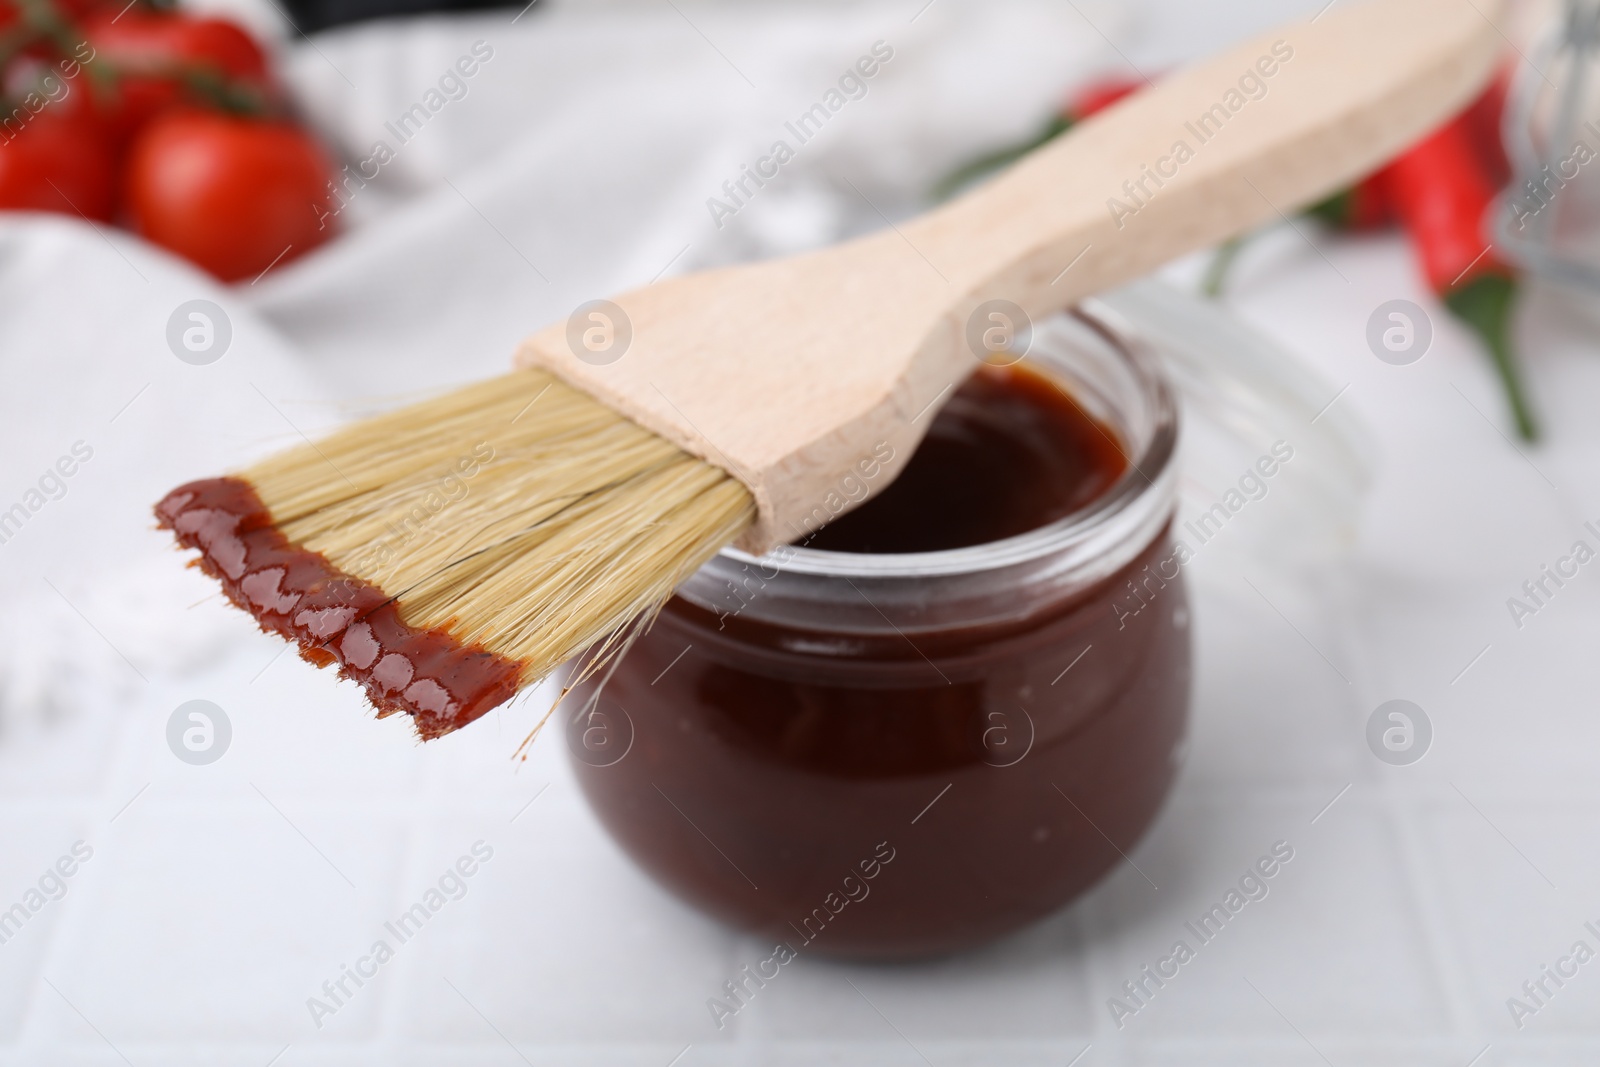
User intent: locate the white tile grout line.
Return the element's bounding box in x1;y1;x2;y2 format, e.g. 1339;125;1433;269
1337;546;1478;1045
1317;564;1486;1040
15;703;147;1057
1384;782;1487;1043
373;776;436;1061
1075;897;1119;1065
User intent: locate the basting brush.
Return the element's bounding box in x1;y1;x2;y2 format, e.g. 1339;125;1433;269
157;0;1502;739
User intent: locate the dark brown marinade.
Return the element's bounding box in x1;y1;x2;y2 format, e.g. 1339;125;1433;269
570;363;1188;957
805;363;1128;553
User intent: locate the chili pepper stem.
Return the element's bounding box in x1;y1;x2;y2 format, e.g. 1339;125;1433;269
1444;273;1540;442
931;115;1072;201
1201;234;1249;298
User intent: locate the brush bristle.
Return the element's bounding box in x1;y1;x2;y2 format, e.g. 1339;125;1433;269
158;368;754;738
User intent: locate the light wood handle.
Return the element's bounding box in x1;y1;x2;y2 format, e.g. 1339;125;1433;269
905;0;1502;314
518;0;1504;552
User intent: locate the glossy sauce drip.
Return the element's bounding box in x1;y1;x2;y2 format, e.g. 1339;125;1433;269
805;363;1129;554
155;478;522;739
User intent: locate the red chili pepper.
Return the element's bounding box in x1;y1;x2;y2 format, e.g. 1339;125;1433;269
1310;72;1508;233
1305;177;1392;231
1459;63;1513;188
1065;76;1143;120
933;74;1145;199
1205;77;1512;291
1378;119;1537;440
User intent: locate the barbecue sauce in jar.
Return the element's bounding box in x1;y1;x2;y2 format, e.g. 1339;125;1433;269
570;360;1190;959
804;364;1127;553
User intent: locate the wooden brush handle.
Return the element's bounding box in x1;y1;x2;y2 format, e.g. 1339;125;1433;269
906;0;1500;313
519;0;1503;553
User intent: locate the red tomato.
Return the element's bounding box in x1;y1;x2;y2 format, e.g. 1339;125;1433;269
0;0;105;69
2;54;101;124
0;105;115;220
123;110;335;281
82;9;270;142
85;9;268;81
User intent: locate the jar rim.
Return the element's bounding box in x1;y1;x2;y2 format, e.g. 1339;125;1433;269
712;298;1180;581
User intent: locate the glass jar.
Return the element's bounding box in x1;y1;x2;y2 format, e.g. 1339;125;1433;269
1497;0;1600;293
567;302;1189;959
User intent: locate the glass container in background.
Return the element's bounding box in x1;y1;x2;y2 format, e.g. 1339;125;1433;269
1497;0;1600;293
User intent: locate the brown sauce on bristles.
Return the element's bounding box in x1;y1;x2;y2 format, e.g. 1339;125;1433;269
155;478;523;739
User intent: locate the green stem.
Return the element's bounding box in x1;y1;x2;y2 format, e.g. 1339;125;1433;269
1201;234;1250;299
179;66;276;117
1304;188;1353;228
1444;273;1540;443
17;0;91;65
0;25;40;74
931;115;1073;201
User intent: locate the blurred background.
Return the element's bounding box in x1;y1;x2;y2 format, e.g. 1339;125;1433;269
4;0;1600;1062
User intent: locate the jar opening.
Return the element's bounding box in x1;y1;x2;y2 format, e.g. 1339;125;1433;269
797;361;1131;556
675;302;1178;634
712;301;1177;580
